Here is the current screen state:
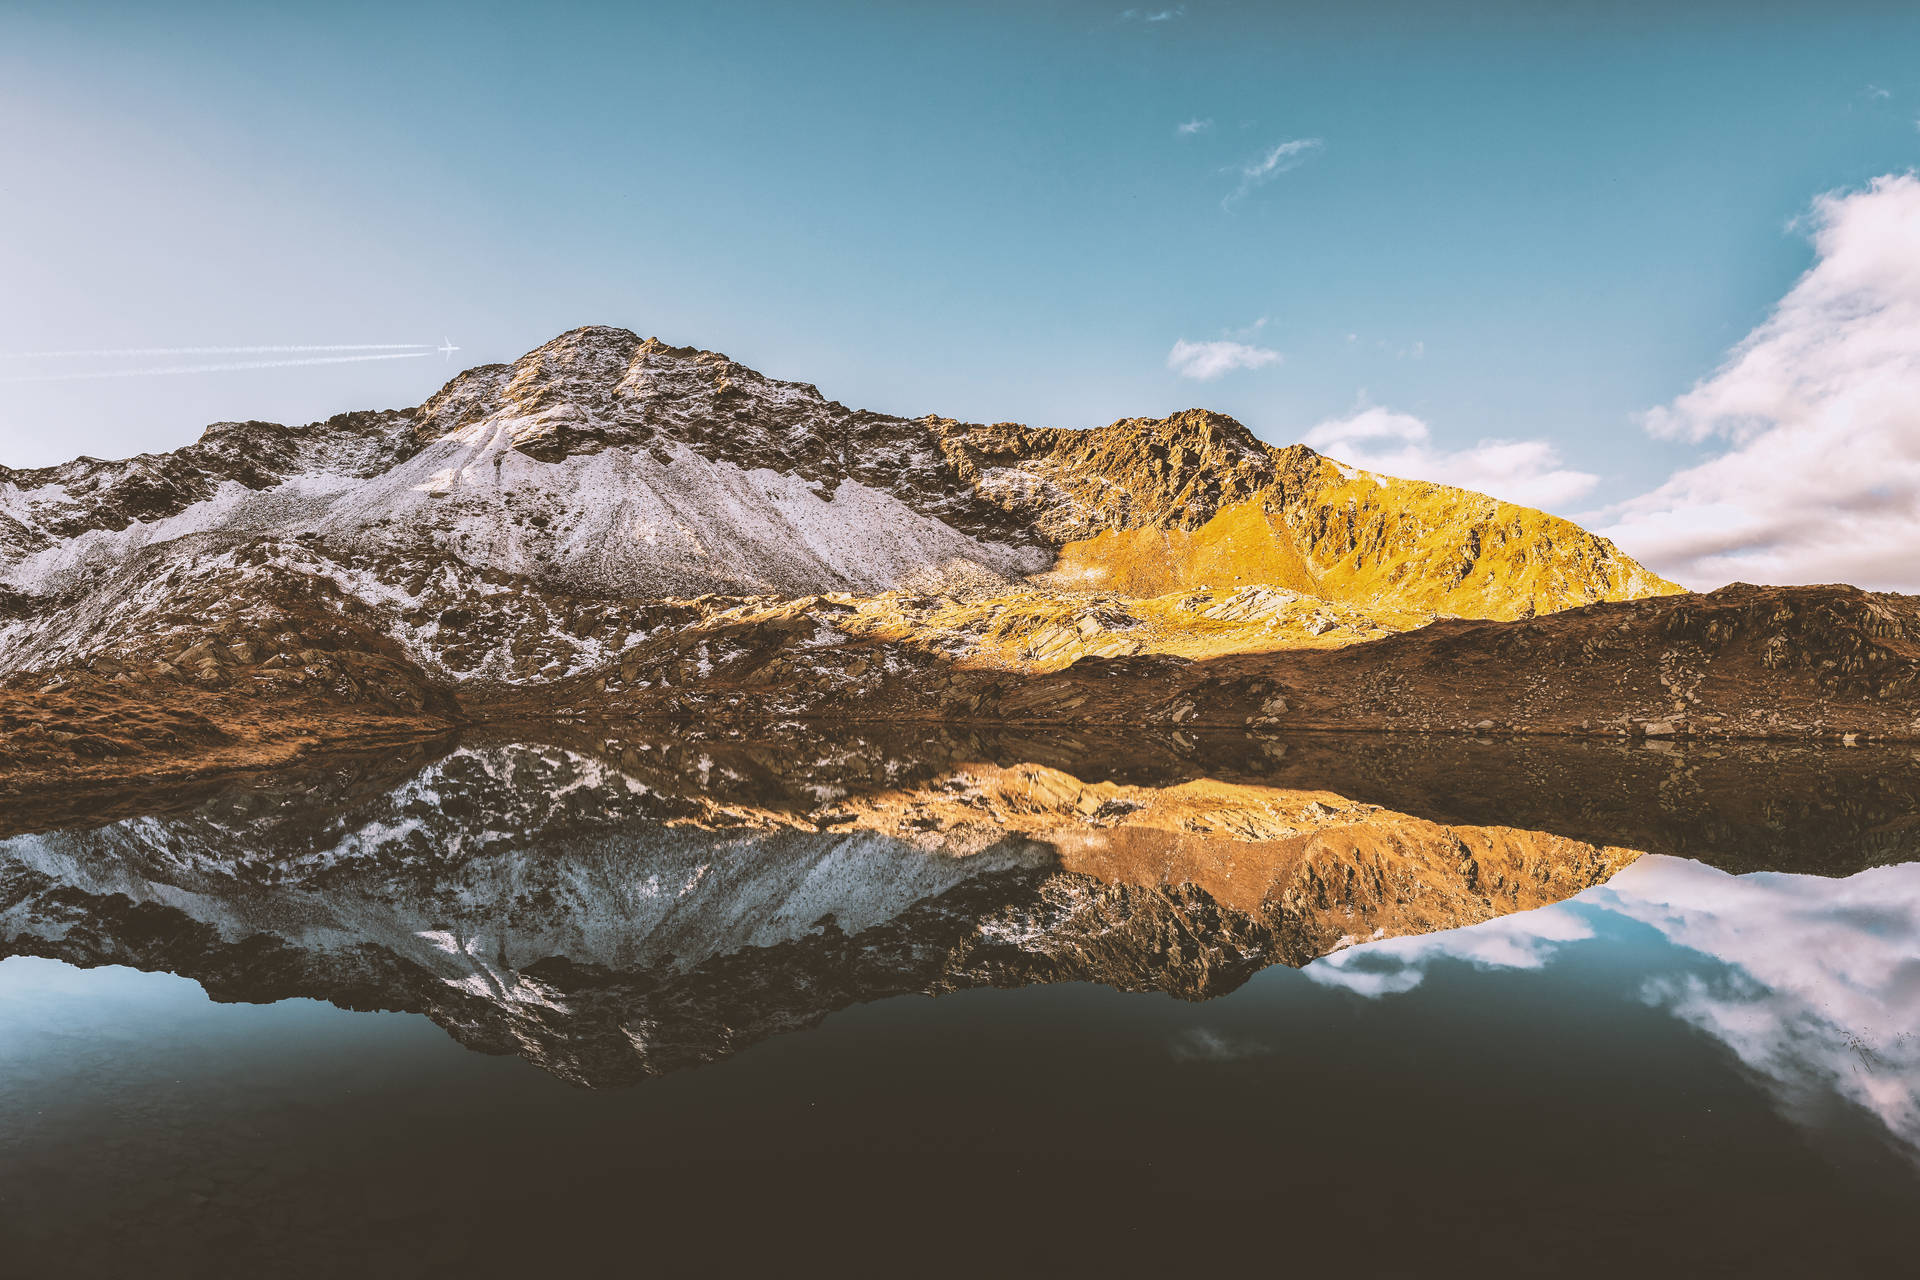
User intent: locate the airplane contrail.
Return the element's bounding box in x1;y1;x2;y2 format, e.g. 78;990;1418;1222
0;351;435;384
0;343;432;360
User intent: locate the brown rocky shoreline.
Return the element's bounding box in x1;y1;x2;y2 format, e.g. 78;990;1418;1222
5;579;1916;802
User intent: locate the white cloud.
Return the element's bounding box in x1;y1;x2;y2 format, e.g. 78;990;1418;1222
1166;338;1281;381
1302;404;1600;511
1222;138;1322;208
1601;173;1920;589
1120;5;1186;21
1175;117;1212;137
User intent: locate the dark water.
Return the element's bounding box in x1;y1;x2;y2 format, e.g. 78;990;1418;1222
1;727;1916;1276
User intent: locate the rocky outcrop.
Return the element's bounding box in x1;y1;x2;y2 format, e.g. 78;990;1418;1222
0;411;419;566
491;581;1920;744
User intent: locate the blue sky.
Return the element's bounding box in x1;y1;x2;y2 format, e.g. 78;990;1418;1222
4;1;1920;585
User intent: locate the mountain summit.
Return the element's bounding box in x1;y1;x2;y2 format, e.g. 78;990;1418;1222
0;324;1674;618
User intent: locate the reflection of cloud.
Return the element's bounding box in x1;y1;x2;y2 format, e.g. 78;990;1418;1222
1307;855;1920;1157
1169;1028;1271;1063
1601;857;1920;1154
1306;906;1593;996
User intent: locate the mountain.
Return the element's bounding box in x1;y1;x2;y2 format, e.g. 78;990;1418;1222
1;326;1670;614
2;324;1910;792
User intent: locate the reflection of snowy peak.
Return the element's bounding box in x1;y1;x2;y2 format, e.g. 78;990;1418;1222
0;740;1653;1086
0;744;1075;1083
0;745;1053;975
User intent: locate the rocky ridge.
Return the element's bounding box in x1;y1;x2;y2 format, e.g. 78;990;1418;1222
7;324;1910;791
0;326;1671;670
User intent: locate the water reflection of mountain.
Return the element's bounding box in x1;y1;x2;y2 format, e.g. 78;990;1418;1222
2;727;1915;1087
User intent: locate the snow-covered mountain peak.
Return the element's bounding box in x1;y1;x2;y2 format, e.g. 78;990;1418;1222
0;325;1682;699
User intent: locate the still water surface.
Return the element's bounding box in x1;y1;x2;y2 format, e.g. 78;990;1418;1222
1;728;1915;1276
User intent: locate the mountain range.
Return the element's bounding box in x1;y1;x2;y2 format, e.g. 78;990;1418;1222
2;324;1916;793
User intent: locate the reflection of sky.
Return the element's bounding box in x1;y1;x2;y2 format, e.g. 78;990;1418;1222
1307;856;1920;1157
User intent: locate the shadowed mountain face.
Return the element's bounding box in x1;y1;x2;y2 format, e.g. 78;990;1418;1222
4;727;1914;1087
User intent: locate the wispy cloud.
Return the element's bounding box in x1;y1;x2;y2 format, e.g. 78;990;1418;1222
1599;173;1920;589
1167;338;1281;381
0;343;430;360
1120;4;1186;21
1304;403;1599;512
1175;117;1212;137
0;351;433;385
1222;138;1322;208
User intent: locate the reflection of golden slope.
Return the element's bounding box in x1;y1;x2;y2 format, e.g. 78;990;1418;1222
813;762;1643;951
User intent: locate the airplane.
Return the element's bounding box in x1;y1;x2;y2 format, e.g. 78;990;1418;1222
437;337;460;360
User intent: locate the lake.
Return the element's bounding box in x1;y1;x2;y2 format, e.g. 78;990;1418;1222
2;727;1916;1276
